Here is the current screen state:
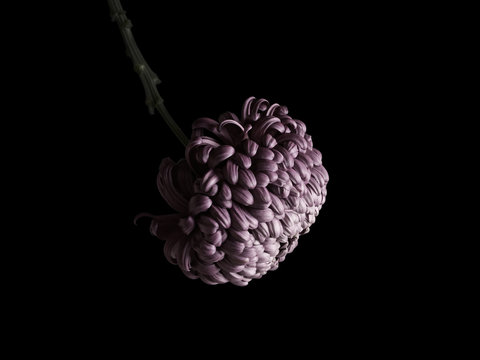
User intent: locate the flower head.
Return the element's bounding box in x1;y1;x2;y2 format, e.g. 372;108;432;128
137;97;328;286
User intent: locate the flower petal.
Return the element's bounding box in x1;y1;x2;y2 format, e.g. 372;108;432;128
207;145;235;168
269;193;285;217
228;228;253;246
217;182;232;200
196;249;225;263
310;148;323;166
177;237;193;273
237;168;257;189
197;215;219;235
213;197;232;209
262;133;277;148
297;152;314;169
251;187;272;209
271;148;284;164
294;120;307;136
254;147;275;160
269;183;291;199
254;222;269;239
186;136;220;172
251;98;269;121
250;117;281;140
188;194;212;216
242;139;259;157
229;203;248;231
218;119;245;145
209;205;231;229
192;117;219;134
252;159;278;173
276;133;307;152
239;205;258;229
310;167;326;187
231;186;254;206
272;169;289;186
241;97;256;122
262;170;278;183
266;218;283;238
255;172;269;187
318;164;329;182
248;207;275;223
223;160;239;185
294;158;310;182
232;152;251;169
201;169;221;193
195;241;217;257
218;257;246;273
205;229;226;247
221;238;245;254
156;158;189;213
287;168;302;185
266;103;282;116
274;145;294;168
178;215;195;235
218;111;241;124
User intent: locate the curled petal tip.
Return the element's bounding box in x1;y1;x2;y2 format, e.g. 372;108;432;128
133;212;155;225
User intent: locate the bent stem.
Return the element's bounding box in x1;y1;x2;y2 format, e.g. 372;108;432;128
107;0;189;146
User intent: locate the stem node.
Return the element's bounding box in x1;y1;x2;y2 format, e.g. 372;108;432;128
107;0;189;147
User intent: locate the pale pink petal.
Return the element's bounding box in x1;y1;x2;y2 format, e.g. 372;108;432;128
232;152;251;169
242;139;259;157
271;148;284;164
297;152;314;169
262;170;278;183
294;158;310;182
218;257;246;273
231;186;253;206
250;117;281;140
262;133;277;148
209;205;231;229
251;187;272;208
218;111;240;124
228;228;252;245
241;97;256;122
248;207;275;222
252;159;278;173
239;204;259;229
274;145;294;168
201;169;221;192
229;203;248;231
221;238;245;254
309;148;323;165
254;147;275;160
237;168;257;189
217;182;232;200
255;172;269;187
269;192;285;217
207;145;235;168
276;133;307;152
188;194;212;216
197;215;219;235
223;160;239;185
266;218;283;238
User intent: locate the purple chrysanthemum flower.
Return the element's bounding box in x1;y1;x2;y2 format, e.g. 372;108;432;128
136;97;328;286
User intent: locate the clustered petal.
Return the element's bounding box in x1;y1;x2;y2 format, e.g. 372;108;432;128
140;97;328;286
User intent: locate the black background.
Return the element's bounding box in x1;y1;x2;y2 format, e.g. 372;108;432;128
81;1;419;322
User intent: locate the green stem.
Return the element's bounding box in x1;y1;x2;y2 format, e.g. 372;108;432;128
107;0;189;146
